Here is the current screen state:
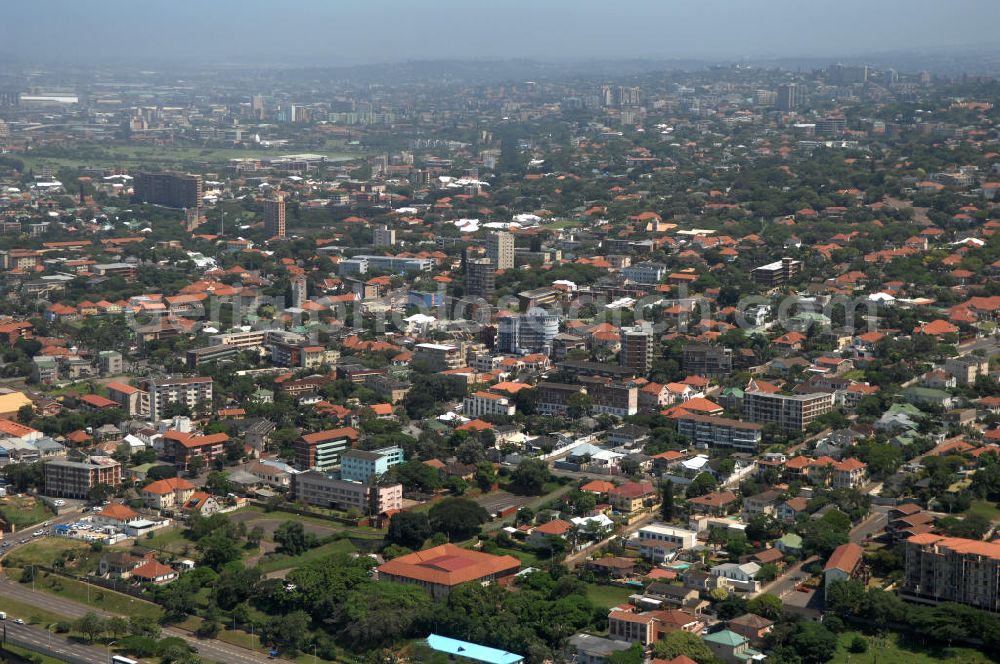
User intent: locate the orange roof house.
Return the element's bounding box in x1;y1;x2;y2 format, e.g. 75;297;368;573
376;543;520;599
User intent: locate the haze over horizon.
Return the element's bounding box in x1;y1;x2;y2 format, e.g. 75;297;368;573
4;0;1000;67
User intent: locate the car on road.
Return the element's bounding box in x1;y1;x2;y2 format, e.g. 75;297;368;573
53;499;65;507
14;618;24;624
32;530;43;537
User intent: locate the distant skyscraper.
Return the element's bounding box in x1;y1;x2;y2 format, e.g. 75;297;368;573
133;171;203;209
263;194;286;239
373;224;396;246
776;84;805;111
486;231;515;271
291;274;307;308
466;257;496;300
620;327;653;375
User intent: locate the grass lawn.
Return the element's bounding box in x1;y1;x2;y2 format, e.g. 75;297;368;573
141;526;195;556
584;583;636;609
255;538;358;574
232;506;385;538
487;545;543;567
831;631;997;664
2;643;69;664
5;539;95;570
19;144;359;172
25;570;163;621
0;496;53;529
965;500;1000;521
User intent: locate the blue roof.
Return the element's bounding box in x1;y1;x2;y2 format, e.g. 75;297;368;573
426;634;524;664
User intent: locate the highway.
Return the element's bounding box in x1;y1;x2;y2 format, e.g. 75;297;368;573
0;510;290;664
2;621;107;664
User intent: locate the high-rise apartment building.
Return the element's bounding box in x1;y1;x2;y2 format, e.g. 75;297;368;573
466;257;496;299
294;427;360;471
290;275;307;308
133;172;203;209
496;310;560;354
902;534;1000;611
487;231;515;270
141;376;214;421
751;257;802;287
742;390;834;432
44;458;122;499
776;84;806;111
620;327;653;375
373;225;396;246
263;194;286;238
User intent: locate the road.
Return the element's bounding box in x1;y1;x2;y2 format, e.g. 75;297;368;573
0;514;291;664
0;577;287;664
2;620;108;664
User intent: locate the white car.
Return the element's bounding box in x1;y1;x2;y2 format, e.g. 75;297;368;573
32;530;43;537
53;500;65;507
14;618;24;625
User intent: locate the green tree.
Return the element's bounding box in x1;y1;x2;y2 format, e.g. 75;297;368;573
788;621;838;664
75;612;106;643
661;479;675;521
428;497;489;540
386;511;432;549
273;521;319;556
511;458;550;495
747;593;782;619
262;610;311;654
607;643;644;664
342;581;433;648
651;630;716;663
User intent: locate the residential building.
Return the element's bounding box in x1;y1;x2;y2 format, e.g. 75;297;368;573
676;413;763;453
294;427;360;471
607;609;703;646
105;382;149;417
945;356;990;387
751;257;801;287
682;344;733;378
902;534;1000;611
621;261;667;285
536;382;586;416
463;391;516;418
413;343;464;372
466;257;496;299
776;83;805;111
486;231;515;270
565;634;633;664
372;224;396;246
340;446;405;483
824;542;865;599
637;523;698;549
620;327;653;375
711;562;761;592
290;275;307;308
294;470;402;515
582;376;638;417
376;543;520;599
609;481;657;514
263;193;286;238
43;458;122;499
141;477;196;510
133;171;203;209
703;629;765;664
742;390;835;432
496;310;560;354
97;350;123;375
142;376;213;421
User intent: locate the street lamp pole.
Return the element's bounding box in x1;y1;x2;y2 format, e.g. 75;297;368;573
106;639;117;664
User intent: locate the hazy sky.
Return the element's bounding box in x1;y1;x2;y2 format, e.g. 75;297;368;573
4;0;999;66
